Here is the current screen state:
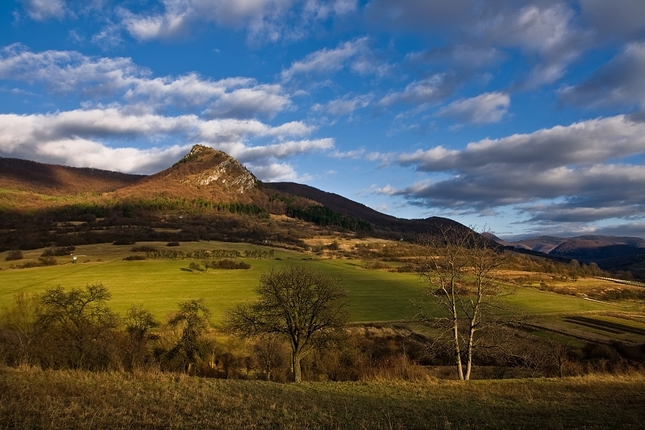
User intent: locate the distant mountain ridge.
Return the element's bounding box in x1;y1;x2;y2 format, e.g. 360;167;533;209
486;233;645;276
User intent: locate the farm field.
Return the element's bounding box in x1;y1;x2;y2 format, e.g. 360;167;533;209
1;241;642;324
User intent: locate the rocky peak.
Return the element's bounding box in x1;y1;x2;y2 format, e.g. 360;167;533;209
174;145;258;195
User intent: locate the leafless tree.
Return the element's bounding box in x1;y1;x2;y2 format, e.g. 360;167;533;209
417;226;505;380
226;266;348;383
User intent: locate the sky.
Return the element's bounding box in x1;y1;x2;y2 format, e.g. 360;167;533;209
1;0;645;241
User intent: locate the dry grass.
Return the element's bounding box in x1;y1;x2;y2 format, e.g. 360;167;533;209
1;367;645;429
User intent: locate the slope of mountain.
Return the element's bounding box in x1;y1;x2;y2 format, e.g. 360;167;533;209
0;157;144;195
265;181;463;234
114;145;261;203
512;236;568;253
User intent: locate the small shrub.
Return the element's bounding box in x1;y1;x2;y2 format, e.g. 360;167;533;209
41;246;76;257
5;250;23;261
188;262;204;272
217;259;251;270
38;256;58;266
327;240;340;250
167;241;181;247
123;255;146;261
131;245;158;253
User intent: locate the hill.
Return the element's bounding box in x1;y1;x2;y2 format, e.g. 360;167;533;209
490;234;645;279
114;145;262;203
0;157;143;195
0;146;473;253
266;181;462;235
0;146;468;242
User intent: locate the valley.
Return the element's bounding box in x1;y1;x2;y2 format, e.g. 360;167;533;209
2;147;645;428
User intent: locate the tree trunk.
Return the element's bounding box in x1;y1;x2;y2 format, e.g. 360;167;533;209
292;352;302;383
465;322;476;381
452;313;464;380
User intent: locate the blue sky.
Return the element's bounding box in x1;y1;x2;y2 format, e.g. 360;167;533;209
1;0;645;240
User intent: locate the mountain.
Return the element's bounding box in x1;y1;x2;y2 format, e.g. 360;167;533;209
114;145;262;203
0;146;467;238
549;236;645;260
265;182;461;235
491;234;645;278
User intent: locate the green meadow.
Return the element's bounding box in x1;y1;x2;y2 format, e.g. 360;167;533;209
0;241;628;323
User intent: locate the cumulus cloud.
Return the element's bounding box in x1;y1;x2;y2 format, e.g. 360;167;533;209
380;115;645;222
437;92;510;125
234;138;334;163
0;45;291;119
399;115;645;172
246;161;299;182
0;107;328;175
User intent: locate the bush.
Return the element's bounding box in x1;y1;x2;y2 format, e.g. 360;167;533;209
5;250;23;261
41;246;75;257
131;245;158;253
123;255;146;261
188;262;204;272
167;241;181;247
217;259;251;270
38;256;58;266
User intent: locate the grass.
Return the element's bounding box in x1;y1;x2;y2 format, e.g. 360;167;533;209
1;367;645;429
0;242;640;324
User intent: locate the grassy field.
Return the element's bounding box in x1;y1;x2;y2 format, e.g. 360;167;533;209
1;367;644;429
0;241;640;324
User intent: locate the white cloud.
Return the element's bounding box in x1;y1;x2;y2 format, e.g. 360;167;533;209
479;3;584;87
311;94;371;116
0;107;327;175
234;138;334;162
91;23;124;50
304;0;357;19
0;45;291;119
399;115;645;172
246;161;298;182
386;115;645;220
379;74;450;106
437;92;510;125
20;0;65;21
281;37;369;81
119;0;356;43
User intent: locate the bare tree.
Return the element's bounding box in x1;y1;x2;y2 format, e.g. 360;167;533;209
226;266;348;383
417;226;504;380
